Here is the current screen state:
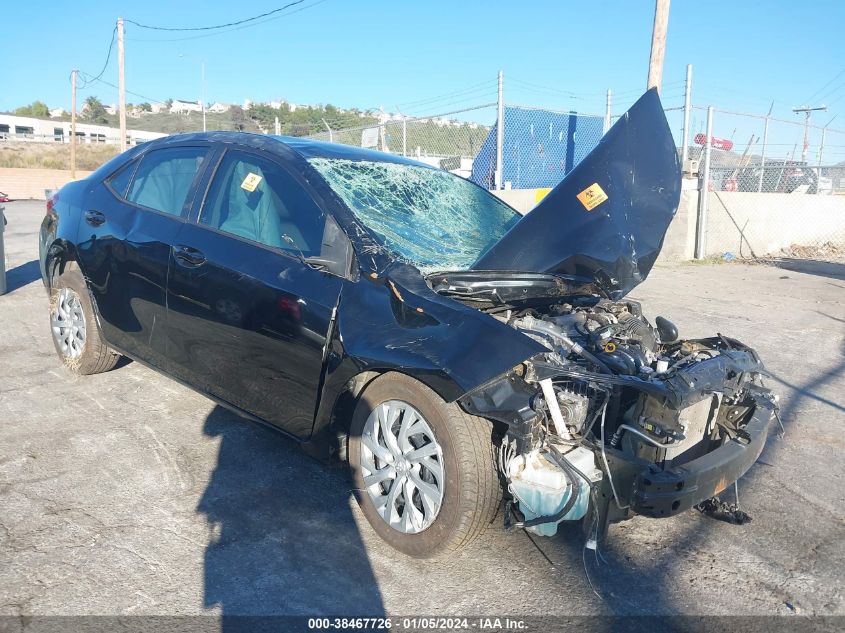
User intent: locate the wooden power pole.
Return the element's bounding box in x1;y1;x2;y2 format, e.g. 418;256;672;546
647;0;671;93
70;69;77;178
117;17;127;149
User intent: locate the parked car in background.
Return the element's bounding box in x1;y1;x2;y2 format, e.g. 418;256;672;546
39;90;775;557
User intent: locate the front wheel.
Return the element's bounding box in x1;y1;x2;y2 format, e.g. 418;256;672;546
348;373;500;558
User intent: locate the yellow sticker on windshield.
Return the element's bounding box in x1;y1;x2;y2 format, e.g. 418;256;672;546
576;182;608;211
241;172;262;192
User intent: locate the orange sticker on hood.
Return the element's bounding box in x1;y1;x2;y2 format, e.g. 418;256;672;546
576;183;608;211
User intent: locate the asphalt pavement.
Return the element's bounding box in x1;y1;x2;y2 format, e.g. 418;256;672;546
1;200;843;619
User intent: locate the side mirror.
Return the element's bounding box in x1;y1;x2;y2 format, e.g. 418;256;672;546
313;215;354;279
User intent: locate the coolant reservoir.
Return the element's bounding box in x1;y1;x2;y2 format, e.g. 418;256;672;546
508;447;601;537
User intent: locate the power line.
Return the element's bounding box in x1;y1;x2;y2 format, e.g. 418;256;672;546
79;25;117;87
397;82;497;110
124;0;330;43
78;72;167;107
124;0;308;31
806;67;845;104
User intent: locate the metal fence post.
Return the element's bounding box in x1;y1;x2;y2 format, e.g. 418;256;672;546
0;206;6;296
402;116;407;157
817;126;827;195
495;70;504;190
604;89;612;134
695;106;714;259
680;64;692;168
757;114;770;193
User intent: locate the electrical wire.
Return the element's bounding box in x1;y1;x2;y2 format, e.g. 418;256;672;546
124;0;308;31
397;81;498;110
806;67;845;104
79;25;117;87
124;0;330;42
77;73;168;107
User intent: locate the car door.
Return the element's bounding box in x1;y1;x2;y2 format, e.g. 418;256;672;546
165;147;346;439
76;144;210;367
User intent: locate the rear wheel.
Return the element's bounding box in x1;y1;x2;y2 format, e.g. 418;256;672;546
349;373;500;557
49;270;120;375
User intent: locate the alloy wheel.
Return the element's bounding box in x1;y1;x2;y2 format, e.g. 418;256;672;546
51;287;87;359
360;400;445;534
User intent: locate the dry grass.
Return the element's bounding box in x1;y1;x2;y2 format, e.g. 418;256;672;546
0;142;119;171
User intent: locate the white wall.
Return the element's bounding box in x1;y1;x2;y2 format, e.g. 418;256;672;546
0;114;166;146
703;190;845;257
494;180;845;262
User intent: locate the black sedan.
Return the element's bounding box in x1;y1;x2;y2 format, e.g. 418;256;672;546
39;90;775;557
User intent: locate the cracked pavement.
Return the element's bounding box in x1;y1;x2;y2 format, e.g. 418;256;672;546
0;200;843;617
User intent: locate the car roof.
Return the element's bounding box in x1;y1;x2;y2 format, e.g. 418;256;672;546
146;131;434;169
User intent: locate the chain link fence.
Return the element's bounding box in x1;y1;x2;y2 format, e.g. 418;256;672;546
306;105;496;180
695;107;845;263
305;103;606;189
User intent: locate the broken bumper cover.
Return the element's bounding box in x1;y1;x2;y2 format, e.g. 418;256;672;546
631;398;775;518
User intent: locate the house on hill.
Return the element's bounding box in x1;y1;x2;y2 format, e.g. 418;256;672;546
171;99;203;114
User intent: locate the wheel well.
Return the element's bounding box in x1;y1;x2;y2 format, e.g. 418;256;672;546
45;245;79;289
324;369;508;462
325;370;382;461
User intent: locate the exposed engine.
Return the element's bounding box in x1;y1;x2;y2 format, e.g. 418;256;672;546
490;299;769;536
430;273;774;539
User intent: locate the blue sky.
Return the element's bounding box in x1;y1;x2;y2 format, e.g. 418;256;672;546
4;1;845;156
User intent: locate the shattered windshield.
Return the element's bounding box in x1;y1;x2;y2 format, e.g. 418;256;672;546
308;158;520;272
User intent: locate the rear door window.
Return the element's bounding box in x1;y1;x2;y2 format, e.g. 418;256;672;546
107;160;138;198
126;147;208;217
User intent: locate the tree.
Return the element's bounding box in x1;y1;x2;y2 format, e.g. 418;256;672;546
83;96;108;123
139;102;152;112
14;101;50;118
230;105;248;131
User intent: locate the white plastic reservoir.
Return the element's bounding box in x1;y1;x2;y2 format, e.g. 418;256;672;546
508;446;602;537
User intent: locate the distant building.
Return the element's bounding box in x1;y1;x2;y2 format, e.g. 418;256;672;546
0;113;165;145
49;108;65;119
104;104;118;116
171;99;203;114
207;102;231;113
150;102;168;114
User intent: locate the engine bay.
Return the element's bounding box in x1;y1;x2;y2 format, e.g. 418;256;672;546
431;271;776;538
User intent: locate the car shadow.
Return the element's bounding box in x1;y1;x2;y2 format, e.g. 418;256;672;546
4;259;40;293
198;405;385;621
765;257;845;281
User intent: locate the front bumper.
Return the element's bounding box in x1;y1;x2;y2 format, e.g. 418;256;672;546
630;398;775;518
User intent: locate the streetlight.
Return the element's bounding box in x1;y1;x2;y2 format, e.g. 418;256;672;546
179;54;206;132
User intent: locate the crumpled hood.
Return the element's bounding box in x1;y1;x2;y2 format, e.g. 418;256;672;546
471;89;682;300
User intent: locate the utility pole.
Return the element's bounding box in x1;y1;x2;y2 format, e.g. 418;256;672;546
70;69;78;179
201;61;206;132
680;64;692;169
495;70;504;190
792;105;826;163
321;118;333;142
117;17;127;149
647;0;671;93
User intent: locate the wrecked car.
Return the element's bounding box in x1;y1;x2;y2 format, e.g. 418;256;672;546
39;89;775;558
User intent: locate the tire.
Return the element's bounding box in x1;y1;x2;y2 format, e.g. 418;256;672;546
348;373;501;558
49;269;121;375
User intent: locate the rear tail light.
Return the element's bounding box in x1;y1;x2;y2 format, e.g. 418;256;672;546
46;192;59;216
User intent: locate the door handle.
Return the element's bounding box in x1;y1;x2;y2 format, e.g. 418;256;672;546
173;245;206;267
84;210;106;226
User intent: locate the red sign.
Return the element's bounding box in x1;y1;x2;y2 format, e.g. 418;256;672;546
694;133;734;152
